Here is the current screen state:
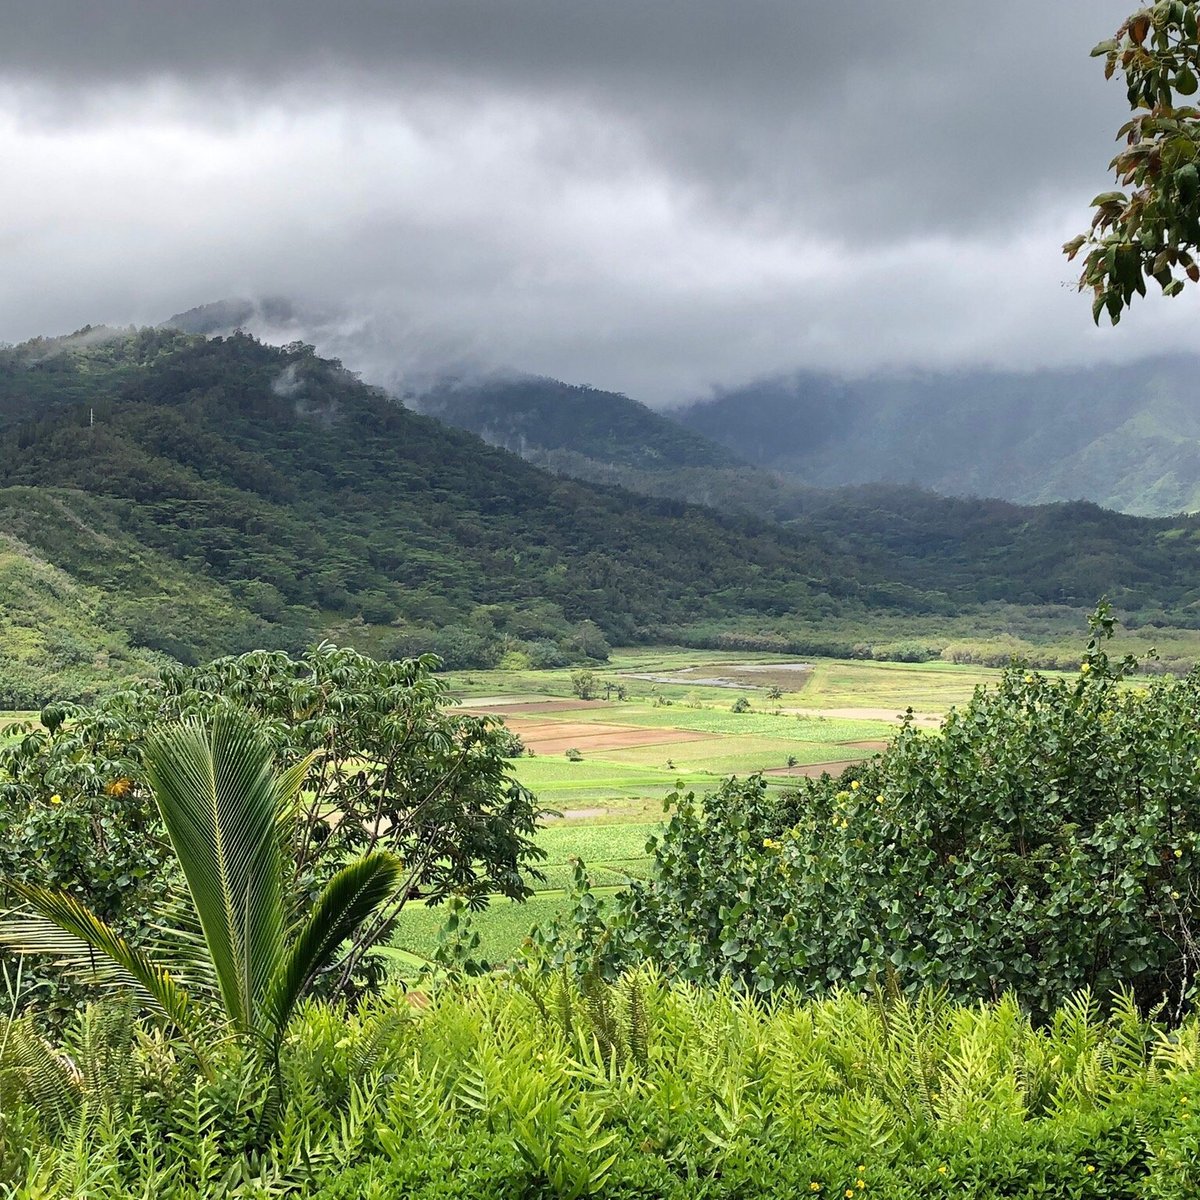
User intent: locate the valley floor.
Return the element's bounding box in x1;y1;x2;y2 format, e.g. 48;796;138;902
391;649;1015;967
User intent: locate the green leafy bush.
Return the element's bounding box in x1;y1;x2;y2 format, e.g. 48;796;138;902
585;613;1200;1018
0;644;542;1017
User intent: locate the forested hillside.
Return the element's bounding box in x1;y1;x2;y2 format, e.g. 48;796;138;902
7;327;1200;703
411;374;738;471
677;356;1200;516
0;328;872;699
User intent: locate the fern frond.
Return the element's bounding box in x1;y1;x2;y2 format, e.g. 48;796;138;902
0;885;208;1066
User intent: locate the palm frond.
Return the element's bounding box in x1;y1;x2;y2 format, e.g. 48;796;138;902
0;912;135;987
144;714;312;1035
0;885;206;1063
264;852;402;1040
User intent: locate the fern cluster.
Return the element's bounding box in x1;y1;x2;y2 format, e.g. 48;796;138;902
2;972;1199;1198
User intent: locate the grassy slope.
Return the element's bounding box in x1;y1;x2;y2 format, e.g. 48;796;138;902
0;487;280;670
0;529;162;705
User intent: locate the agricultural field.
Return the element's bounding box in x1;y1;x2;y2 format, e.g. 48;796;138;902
390;649;1012;968
446;648;1006;814
387;822;655;969
0;710;34;746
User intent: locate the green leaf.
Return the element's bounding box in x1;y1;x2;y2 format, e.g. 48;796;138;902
0;884;208;1065
143;712;314;1036
263;851;403;1041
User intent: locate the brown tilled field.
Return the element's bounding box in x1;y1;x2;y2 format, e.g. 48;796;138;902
502;717;714;755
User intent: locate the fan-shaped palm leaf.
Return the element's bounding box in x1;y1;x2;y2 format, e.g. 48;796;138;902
142;714;312;1035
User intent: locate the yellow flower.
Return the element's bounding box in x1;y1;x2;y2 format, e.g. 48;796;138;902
856;1180;866;1190
1175;849;1184;858
1080;662;1092;674
809;1185;822;1193
1085;1165;1095;1174
937;1166;948;1175
845;1191;855;1198
49;794;62;805
876;794;885;804
850;780;861;791
105;777;134;798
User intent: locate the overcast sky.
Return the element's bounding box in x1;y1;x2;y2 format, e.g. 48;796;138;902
1;1;1194;404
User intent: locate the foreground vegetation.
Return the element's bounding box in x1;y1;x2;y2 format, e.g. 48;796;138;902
4;972;1200;1199
1;613;1199;1195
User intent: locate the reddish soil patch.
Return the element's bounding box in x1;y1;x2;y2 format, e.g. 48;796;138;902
461;699;607;716
505;718;712;754
763;760;861;778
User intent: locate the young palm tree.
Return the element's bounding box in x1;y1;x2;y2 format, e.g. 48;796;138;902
0;712;403;1070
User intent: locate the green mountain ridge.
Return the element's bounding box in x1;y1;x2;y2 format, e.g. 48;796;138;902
410;374;739;471
0;327;879;699
6;325;1200;704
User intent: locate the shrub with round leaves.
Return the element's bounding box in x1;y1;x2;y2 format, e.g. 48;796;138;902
591;611;1200;1019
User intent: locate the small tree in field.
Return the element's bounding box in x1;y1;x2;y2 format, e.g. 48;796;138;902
570;669;597;700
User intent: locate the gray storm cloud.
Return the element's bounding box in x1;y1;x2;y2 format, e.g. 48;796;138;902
1;0;1196;404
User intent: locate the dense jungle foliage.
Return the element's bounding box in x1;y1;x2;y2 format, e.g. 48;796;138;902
0;328;858;700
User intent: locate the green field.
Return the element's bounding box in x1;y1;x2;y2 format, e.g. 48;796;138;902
791;657;1015;711
445;648;1010;711
389;822;657;965
508;756;713;809
451;652;962;822
385;650;1016;970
